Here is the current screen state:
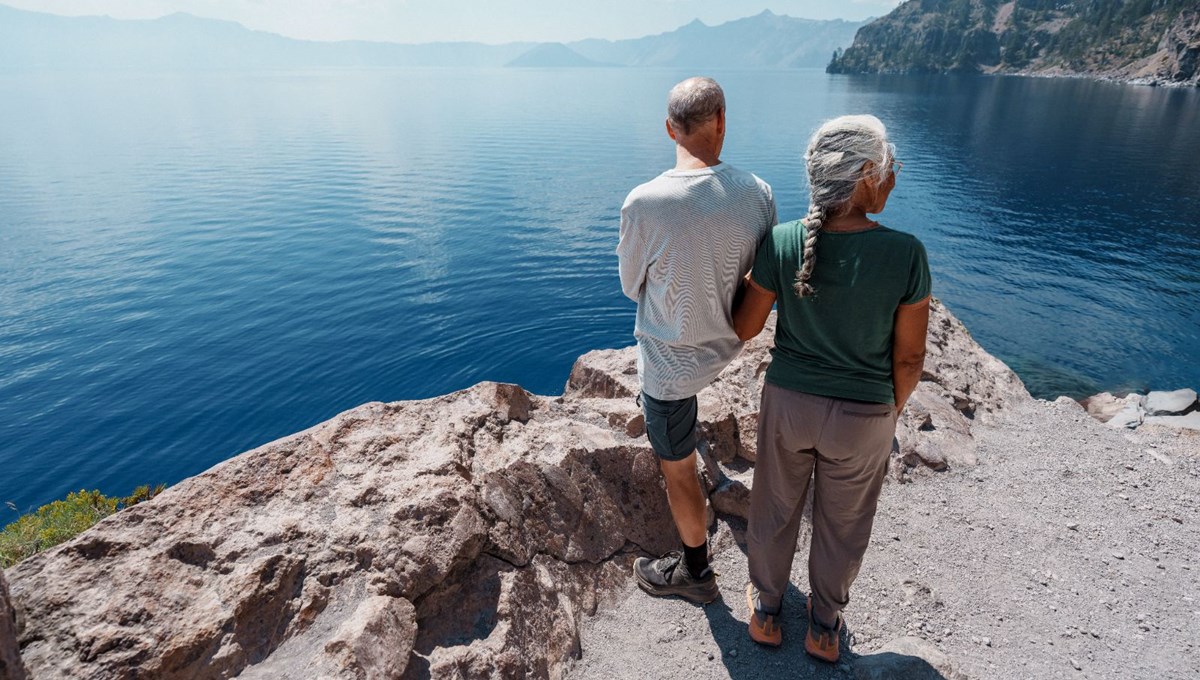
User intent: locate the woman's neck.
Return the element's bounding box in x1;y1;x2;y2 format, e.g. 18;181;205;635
821;208;877;233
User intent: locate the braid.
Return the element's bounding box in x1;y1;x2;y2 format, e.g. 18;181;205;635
793;204;825;298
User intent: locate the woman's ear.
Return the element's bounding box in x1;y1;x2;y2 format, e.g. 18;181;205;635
860;160;879;185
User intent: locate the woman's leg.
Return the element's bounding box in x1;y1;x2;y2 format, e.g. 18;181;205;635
807;401;895;627
747;383;822;613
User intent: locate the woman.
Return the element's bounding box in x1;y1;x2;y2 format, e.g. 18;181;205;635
733;114;931;663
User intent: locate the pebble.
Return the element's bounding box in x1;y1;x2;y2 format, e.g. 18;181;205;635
982;637;992;647
1112;552;1126;560
1071;657;1082;671
1067;523;1079;531
729;649;737;658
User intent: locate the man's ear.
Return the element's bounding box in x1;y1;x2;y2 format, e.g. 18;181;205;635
716;108;726;136
665;119;678;141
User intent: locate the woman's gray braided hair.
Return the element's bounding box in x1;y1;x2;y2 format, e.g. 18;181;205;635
794;114;895;298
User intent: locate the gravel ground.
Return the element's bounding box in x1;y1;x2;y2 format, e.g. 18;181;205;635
567;398;1200;680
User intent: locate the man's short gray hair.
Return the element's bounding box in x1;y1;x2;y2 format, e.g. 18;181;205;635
667;77;725;135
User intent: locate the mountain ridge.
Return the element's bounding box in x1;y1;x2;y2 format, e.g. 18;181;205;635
0;4;863;71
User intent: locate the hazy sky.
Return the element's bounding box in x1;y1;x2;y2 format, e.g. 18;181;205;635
5;1;902;43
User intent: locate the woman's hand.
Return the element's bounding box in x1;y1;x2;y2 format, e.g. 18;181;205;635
733;275;776;341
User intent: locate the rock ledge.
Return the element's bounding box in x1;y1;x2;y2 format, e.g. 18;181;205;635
3;300;1030;678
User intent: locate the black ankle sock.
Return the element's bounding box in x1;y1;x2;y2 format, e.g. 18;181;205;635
683;542;709;577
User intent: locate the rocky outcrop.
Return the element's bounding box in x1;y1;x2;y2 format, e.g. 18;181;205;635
1133;9;1200;86
1;571;27;680
5;299;1029;678
1080;388;1199;432
828;0;1200;87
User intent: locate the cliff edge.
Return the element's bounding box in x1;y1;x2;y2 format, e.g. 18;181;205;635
828;0;1200;87
3;299;1196;679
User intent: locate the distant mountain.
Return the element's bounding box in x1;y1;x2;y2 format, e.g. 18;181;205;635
827;0;1200;87
0;4;533;70
571;10;866;68
0;4;863;71
506;43;608;68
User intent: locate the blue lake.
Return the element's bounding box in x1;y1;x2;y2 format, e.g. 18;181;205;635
2;68;1199;520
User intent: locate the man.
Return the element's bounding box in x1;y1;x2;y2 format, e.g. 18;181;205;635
617;77;777;603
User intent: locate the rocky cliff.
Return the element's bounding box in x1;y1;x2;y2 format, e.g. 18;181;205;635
0;300;1029;679
828;0;1200;87
0;571;26;680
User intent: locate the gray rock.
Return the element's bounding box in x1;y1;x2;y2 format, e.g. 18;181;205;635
853;636;966;680
1054;395;1086;412
323;596;416;679
1107;400;1145;430
0;570;27;680
1143;388;1198;416
563;348;639;399
710;476;751;521
1080;392;1125;422
1143;412;1200;432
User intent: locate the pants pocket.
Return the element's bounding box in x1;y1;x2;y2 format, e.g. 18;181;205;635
839;406;893;419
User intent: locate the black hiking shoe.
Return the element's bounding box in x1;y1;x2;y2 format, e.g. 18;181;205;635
633;551;720;604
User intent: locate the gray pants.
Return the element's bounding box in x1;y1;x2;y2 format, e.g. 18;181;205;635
747;382;895;625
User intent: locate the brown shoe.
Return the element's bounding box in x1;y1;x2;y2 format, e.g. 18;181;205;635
804;597;842;663
746;584;782;647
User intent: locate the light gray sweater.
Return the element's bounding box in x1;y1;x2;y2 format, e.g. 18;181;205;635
617;162;776;400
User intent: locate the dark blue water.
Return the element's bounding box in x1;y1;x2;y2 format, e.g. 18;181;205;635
2;69;1198;521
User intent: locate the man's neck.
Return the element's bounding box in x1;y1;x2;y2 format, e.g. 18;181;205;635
674;145;721;171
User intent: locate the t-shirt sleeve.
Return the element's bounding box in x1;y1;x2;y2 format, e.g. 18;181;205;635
900;238;932;305
616;199;648;301
762;180;778;229
750;228;779;294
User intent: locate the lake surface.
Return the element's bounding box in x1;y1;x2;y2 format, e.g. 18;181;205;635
2;69;1198;519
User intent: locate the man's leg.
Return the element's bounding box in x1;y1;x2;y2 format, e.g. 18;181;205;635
633;391;718;603
660;452;708;571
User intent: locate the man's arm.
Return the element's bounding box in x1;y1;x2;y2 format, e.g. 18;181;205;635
616;203;647;302
892;296;931;415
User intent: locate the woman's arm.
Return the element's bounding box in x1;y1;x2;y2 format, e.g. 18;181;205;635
733;276;776;341
892;295;931;414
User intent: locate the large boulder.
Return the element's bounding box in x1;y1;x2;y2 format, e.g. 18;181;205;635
1;570;27;680
6;299;1026;678
1143;388;1198;416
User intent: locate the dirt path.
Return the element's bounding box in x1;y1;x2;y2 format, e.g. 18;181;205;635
568;398;1200;679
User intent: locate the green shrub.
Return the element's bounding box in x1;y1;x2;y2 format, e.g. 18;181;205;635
1;484;165;568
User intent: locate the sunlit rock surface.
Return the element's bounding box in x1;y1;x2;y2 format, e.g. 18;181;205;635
5;299;1028;678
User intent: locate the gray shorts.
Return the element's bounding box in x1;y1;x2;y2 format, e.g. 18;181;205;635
640;391;698;462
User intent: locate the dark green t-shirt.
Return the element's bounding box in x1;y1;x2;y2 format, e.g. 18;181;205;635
750;219;932;404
